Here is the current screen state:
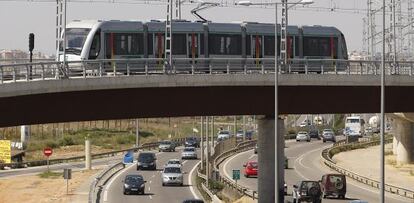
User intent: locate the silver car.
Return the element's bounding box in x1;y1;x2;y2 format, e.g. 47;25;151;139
181;147;197;159
162;166;183;186
158;140;175;152
296;131;311;142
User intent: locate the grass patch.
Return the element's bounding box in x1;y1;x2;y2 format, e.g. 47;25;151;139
410;170;414;176
384;150;393;156
38;171;61;179
386;158;397;166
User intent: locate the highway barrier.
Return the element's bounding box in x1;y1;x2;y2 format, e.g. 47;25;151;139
195;139;258;200
321;137;414;200
88;162;125;203
0;138;186;170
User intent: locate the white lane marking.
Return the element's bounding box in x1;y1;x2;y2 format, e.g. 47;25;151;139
148;186;151;191
182;160;188;165
103;163;137;202
189;161;201;199
223;150;252;181
149;195;153;200
151;175;155;178
149;180;152;184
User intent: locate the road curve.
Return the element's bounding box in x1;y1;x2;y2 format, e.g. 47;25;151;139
103;147;201;203
220;139;411;203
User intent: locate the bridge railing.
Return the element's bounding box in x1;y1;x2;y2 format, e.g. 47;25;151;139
0;58;413;84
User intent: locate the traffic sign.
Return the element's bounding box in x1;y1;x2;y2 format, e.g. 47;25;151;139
43;147;53;157
232;169;240;181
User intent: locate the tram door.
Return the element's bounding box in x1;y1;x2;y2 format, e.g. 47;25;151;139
251;35;263;66
154;33;165;64
188;33;199;62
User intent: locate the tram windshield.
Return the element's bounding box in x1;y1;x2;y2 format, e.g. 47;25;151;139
59;28;91;55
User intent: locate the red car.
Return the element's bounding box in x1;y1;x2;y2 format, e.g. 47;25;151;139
243;161;258;177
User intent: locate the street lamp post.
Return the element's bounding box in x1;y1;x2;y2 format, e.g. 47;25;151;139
235;1;313;202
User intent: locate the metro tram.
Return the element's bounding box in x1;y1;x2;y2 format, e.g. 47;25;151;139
59;19;348;72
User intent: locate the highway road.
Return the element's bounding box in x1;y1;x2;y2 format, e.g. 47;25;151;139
220;138;412;203
102;147;201;203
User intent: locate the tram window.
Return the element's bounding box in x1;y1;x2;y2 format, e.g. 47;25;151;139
208;34;242;55
105;33;144;56
303;37;337;57
295;36;299;57
148;34;154;55
263;36;280;56
89;31;100;59
172;34;187;55
200;34;204;55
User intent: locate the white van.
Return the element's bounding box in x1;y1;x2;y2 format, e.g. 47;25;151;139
345;116;365;137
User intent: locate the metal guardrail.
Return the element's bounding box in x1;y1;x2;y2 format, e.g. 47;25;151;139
0;58;413;84
0;138;185;170
88;162;125;203
211;139;258;199
321;137;414;199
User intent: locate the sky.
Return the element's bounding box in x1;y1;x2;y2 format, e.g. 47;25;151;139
0;0;367;55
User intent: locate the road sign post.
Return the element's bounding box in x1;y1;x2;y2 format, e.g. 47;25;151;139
43;147;53;172
232;169;240;186
63;168;72;195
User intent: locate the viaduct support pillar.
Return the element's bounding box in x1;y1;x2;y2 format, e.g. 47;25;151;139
258;115;285;203
392;116;414;164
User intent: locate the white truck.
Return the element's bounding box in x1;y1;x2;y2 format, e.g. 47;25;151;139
368;116;380;133
345;116;365;137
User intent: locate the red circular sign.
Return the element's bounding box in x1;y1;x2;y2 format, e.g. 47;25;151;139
43;148;53;157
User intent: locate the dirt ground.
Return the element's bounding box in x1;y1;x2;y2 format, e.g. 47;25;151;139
0;169;98;203
26;145;112;161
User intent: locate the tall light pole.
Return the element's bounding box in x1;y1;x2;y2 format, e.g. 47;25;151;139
235;1;314;202
380;0;386;202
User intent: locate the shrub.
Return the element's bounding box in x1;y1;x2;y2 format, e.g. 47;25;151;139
59;136;75;146
45;140;59;149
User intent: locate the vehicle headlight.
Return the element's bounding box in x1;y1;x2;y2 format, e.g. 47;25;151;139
185;142;189;144
124;184;130;188
163;176;169;180
301;191;306;195
137;162;142;166
140;184;145;188
149;162;154;165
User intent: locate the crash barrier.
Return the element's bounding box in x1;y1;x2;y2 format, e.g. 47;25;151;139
88;162;125;203
198;139;258;199
0;138;185;170
322;137;414;199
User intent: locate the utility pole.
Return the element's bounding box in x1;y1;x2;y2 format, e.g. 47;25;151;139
200;116;204;171
280;0;288;71
165;0;173;73
135;119;140;147
205;116;210;188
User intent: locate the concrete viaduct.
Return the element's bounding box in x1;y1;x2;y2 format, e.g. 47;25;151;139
1;73;414;202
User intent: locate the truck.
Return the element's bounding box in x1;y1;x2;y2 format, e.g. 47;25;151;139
368;115;380;133
344;116;365;138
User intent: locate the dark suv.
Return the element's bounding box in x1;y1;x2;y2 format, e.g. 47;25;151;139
123;174;146;195
137;152;157;170
293;181;322;203
185;137;200;148
309;129;320;140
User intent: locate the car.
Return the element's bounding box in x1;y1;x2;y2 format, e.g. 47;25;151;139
123;174;146;195
182;199;204;203
162;165;183;186
309;128;320;140
254;143;258;154
236;130;244;138
217;130;231;141
296;131;311;142
292;181;322;203
185;136;200;148
243;160;258;177
166;158;182;167
320;174;346;199
158;140;176;152
322;132;336;143
123;150;134;164
182;147;197;159
322;128;334;135
284;182;288;195
137;152;157;170
299;120;311;127
245;130;254;140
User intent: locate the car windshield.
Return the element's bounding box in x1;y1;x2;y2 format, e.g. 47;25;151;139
184;148;195;152
219;131;230;135
125;175;143;183
160;141;171;145
301;181;320;190
250;162;258;168
298;132;307;135
328;175;344;183
186;137;196;141
164;167;181;173
168;160;180;165
138;154;154;161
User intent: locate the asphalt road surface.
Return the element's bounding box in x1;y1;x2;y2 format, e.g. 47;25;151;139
220;138;412;203
103;147;201;203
